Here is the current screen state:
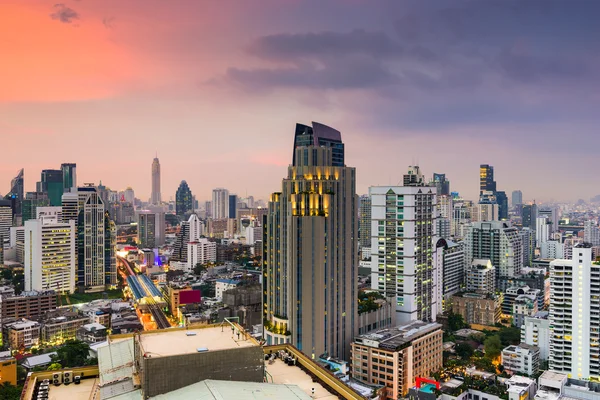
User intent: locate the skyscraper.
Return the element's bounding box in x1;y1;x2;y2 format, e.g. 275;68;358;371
432;173;450;196
228;194;238;219
77;186;116;292
175;180;193;217
370;166;438;324
522;204;538;231
0;200;13;248
38;169;63;206
479;164;496;194
22;192;49;223
5;169;24;218
151;156;161;205
433;238;464;311
512;190;523;207
549;243;598;380
584;221;600;247
358;194;372;250
188;213;205;241
263;122;357;360
212;188;229;219
24;214;76;294
292;122;345;167
137;208;166;248
496;191;508;220
61;163;77;193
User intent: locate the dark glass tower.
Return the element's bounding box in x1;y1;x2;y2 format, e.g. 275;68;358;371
61;163;77;193
496;191;508;220
293;122;345;167
228;194;238;219
479;164;496;194
432;173;450;196
4;168;24;217
38;169;63;206
175;180;193;216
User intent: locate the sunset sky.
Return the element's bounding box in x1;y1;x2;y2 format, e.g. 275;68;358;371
2;0;599;203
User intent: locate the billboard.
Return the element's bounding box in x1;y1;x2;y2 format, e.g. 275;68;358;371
179;290;201;305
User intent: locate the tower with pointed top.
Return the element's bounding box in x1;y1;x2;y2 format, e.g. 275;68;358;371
151;156;161;205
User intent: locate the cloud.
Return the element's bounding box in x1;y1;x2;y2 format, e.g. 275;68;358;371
102;17;115;29
50;4;79;24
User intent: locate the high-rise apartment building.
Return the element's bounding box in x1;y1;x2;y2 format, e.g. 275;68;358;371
359;194;372;251
370;166;438;324
24;214;76;293
549;243;599;380
520;228;535;267
433;238;464;310
151;156;161;205
175;180;193;217
466;221;523;280
436;194;453;239
61;192;79;223
536;216;550;247
466;259;495;294
0;200;13;248
212;188;229;219
478;191;499;222
539;208;559;234
137;208;166;248
292;121;345;167
61;163;77;193
77;186;116;292
263;122;357;360
512;190;523;207
187;238;217;269
188;213;205;242
584;221;600;247
522;204;538;231
480;164;496;194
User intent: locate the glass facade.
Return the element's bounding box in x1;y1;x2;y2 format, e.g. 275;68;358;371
175;180;193;216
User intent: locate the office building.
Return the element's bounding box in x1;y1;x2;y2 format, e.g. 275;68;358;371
522;204;538;231
123;187;135;204
10;226;24;263
228;194;238;219
293;121;344;167
175;180;193;217
61;163;76;193
466;221;523;281
22;192;49;223
539;208;559;234
512;190;523;207
204;200;212;218
370;166;438;324
359;194;372;252
212;188;229;219
60;192;79;223
5;168;24;218
172;220;189;262
0;290;57;323
549;243;599;380
541;240;564;260
151;156;161;205
497;191;508;220
466;259;495;295
77;186;116;292
521;228;535;267
137;208;165;248
436;194;453;239
187;238;217;269
478;191;499;222
584;220;600;247
37;169;63;206
263;122;357;360
0;200;12;248
452;199;475;239
351;321;443;399
536;217;550;247
432;173;450;196
433;238;464;309
480;164;496;194
452;292;503;326
501;343;540;376
521;312;550;360
24;214;76;294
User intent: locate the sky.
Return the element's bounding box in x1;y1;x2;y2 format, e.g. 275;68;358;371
1;0;599;203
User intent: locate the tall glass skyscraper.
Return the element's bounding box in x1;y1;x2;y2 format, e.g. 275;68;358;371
175;180;193;216
61;163;77;193
292;122;345;167
5;168;24;218
264;122;357;360
479;164;496;194
38;169;63;206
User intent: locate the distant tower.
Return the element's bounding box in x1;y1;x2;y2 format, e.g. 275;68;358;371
151;156;161;205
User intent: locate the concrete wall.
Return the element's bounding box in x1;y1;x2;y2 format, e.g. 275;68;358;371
141;346;264;398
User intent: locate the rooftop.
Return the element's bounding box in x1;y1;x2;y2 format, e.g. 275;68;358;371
22;352;57;369
7;319;40;329
265;358;338;400
45;377;99;400
355;321;442;351
138;326;257;357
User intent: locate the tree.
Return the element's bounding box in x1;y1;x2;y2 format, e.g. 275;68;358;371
0;382;23;400
193;263;207;275
448;312;467;332
455;343;474;359
484;335;503;360
52;340;90;368
499;326;521;346
47;363;62;371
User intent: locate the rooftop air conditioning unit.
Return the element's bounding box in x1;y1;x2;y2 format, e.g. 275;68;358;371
63;371;73;385
52;372;62;385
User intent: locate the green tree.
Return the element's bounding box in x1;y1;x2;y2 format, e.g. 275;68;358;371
193;263;207;275
455;342;474;359
47;363;62;371
484;335;503;360
0;382;23;400
52;340;90;368
448;312;467;332
499;326;521;346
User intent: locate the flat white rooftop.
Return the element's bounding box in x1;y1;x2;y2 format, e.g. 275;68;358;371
46;378;98;400
138;326;257;357
265;359;338;400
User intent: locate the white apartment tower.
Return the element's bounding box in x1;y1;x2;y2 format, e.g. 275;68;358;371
24;214;76;293
549;243;599;380
536;216;550;247
584;221;600;247
433;238;464;310
466;259;495;295
187;238;217;269
188;213;205;241
370;166;438;324
212;188;229;219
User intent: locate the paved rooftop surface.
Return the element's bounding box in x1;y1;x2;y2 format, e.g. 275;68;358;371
265;359;338;400
138;326;257;357
47;378;98;400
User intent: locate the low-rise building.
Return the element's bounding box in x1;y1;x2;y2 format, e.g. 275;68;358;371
357;297;396;335
501;343;540;376
40;311;89;345
351;321;443;399
452;293;503;326
520;312;550;360
76;323;107;344
215;279;241;300
0;290;57;323
506;375;537;400
503;285;542;316
21;352;57;371
513;295;538;328
3;319;41;349
0;350;17;385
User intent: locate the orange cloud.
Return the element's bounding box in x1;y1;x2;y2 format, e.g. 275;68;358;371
0;3;138;102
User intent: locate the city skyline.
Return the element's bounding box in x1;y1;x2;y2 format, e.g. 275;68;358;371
2;1;600;203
